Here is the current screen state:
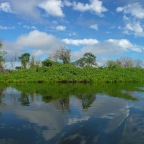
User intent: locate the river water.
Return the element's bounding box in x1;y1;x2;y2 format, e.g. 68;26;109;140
0;83;144;144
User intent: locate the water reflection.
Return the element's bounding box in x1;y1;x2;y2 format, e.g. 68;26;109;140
0;83;143;144
18;93;30;106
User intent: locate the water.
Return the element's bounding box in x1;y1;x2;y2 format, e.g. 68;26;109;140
0;83;144;144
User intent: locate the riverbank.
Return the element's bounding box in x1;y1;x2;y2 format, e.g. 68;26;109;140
0;65;144;83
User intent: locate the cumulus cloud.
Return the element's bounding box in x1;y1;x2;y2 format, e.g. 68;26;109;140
9;0;41;20
62;38;99;46
3;30;62;61
90;24;98;30
56;25;66;31
0;0;65;19
72;0;107;16
116;3;144;19
39;0;64;17
63;0;72;7
0;2;13;13
125;21;144;37
16;30;58;48
71;39;142;60
2;30;143;64
117;3;144;37
123;16;144;37
108;39;142;52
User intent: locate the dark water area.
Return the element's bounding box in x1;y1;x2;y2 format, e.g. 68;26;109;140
0;83;144;144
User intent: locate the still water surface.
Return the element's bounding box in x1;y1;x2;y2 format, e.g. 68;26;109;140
0;83;144;144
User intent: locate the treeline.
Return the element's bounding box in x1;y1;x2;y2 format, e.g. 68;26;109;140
16;47;142;70
0;42;144;83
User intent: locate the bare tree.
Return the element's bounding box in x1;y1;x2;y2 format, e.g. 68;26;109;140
0;41;7;72
51;46;71;64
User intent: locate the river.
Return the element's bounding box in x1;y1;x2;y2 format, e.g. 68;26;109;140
0;83;144;144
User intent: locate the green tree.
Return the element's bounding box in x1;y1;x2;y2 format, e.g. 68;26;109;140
107;60;121;69
83;52;97;66
74;52;97;67
42;59;61;67
42;59;54;67
19;53;30;69
52;46;71;64
74;58;86;68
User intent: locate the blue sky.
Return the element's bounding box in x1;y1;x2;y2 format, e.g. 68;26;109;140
0;0;144;66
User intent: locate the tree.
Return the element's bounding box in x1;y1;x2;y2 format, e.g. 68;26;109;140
30;56;35;69
0;41;7;72
107;57;142;69
83;52;97;66
19;53;30;69
51;46;71;64
107;60;121;69
74;58;86;68
42;59;55;67
42;58;62;67
74;52;97;67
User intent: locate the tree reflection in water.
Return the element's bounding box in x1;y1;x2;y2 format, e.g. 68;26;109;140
0;83;143;144
18;93;30;106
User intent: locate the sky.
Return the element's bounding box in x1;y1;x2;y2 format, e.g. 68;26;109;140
0;0;144;67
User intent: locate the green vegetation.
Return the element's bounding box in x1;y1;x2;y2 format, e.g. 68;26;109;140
0;41;144;83
0;83;138;109
0;83;141;109
9;83;141;103
74;52;97;67
0;65;144;83
19;53;30;69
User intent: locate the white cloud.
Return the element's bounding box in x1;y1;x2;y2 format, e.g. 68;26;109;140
0;25;15;30
23;25;37;30
15;30;61;57
116;3;144;19
71;39;142;60
108;39;142;52
122;16;144;37
3;30;62;60
73;0;107;16
56;25;66;31
39;0;64;17
90;24;98;30
116;3;144;37
9;0;41;20
0;2;13;13
63;38;99;46
63;0;72;7
125;22;144;36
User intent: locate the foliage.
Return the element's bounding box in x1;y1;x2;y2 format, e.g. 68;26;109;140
42;59;61;67
74;57;86;67
83;52;97;66
11;83;140;105
19;53;30;69
15;66;22;70
75;52;97;67
107;60;121;69
107;57;142;69
0;64;144;83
